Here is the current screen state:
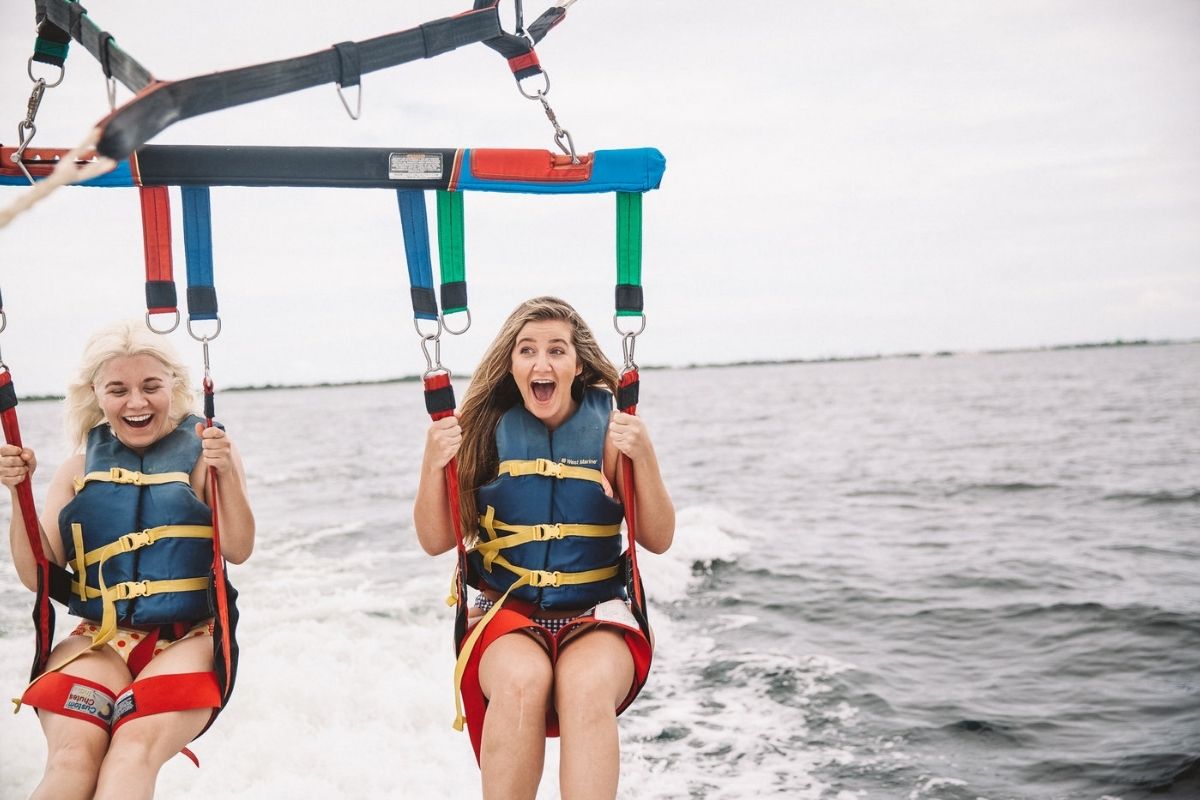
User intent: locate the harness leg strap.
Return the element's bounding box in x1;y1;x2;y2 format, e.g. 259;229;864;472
19;672;116;731
111;671;221;735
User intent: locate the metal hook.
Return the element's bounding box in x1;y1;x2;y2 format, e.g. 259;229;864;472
337;82;362;121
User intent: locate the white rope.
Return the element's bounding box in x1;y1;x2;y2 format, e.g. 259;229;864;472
0;128;116;230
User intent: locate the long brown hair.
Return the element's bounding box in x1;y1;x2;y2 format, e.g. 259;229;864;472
455;297;618;539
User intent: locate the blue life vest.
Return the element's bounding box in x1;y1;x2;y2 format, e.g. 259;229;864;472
60;415;216;628
470;388;626;610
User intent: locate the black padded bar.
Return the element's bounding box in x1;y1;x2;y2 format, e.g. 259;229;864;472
134;145;460;189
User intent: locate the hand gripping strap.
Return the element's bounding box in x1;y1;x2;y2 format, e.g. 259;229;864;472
111;671;221;734
20;672;116;731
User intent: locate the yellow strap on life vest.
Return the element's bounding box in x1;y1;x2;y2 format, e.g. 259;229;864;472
78;525;213;569
496;458;604;484
73;467;191;493
85;576;211;650
449;559;621;731
70;523;88;601
65;522;213;649
473;515;620;571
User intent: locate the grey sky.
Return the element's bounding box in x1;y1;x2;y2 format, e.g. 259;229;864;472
1;0;1197;395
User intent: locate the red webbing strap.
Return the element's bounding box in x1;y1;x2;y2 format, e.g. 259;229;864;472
202;377;234;702
139;186;179;319
423;372;470;649
0;369;55;677
617;368;651;639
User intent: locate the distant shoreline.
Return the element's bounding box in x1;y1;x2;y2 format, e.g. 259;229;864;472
16;337;1197;402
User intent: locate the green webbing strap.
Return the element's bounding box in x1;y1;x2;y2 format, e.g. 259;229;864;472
436;190;468;317
615;192;644;317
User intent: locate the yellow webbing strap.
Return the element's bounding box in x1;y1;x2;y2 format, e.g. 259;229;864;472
449;561;621;732
472;515;620;570
73;467;191;493
86;576;211;649
70;523;88;601
65;523;213;649
78;525;213;569
497;458;604;484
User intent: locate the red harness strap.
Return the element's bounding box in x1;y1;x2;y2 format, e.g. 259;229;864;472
0;368;58;680
111;671;221;734
457;600;653;764
20;672;116;731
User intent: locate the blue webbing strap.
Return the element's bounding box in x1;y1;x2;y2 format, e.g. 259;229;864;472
396;190;439;322
181;186;218;322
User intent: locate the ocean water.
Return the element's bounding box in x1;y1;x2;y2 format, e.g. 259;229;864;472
0;342;1197;799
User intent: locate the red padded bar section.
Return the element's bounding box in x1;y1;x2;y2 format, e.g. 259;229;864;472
469;149;593;183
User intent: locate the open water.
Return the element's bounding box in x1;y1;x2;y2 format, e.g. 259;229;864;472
0;342;1197;798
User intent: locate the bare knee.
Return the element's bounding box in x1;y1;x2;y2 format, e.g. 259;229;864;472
481;638;554;716
45;732;108;777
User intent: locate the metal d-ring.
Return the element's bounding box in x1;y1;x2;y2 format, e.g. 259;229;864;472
440;308;471;336
337;82;362;120
187;317;222;343
613;312;646;337
145;310;181;334
27;58;64;88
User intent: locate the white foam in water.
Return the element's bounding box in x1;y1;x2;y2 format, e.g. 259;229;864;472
0;504;811;798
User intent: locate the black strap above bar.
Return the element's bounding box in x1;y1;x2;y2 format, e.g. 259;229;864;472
424;383;457;416
527;6;567;44
32;14;72;67
616;284;644;313
411;286;439;319
38;0;154;91
186;285;218;317
144;279;177;310
616;376;639;410
332;41;361;88
89;7;502;160
440;281;468;312
0;380;17;413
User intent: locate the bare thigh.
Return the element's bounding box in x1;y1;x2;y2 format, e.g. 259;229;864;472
107;634;215;757
38;636;131;746
555;627;635;708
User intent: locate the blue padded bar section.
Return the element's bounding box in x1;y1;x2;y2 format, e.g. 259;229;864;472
454;148;665;194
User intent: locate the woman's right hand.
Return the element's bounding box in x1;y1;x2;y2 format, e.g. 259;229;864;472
0;444;36;489
425;416;462;470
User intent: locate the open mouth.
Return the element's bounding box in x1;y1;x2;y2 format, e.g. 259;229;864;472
123;414;153;429
531;380;555;403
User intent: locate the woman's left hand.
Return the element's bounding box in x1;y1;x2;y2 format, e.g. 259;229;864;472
195;422;236;475
608;411;654;462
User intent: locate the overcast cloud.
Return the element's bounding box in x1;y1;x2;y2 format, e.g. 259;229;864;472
1;0;1197;395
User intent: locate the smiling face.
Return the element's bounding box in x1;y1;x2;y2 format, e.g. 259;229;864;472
93;353;175;453
510;319;583;431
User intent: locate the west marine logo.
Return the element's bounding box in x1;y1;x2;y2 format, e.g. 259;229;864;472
560;457;599;466
64;684;115;725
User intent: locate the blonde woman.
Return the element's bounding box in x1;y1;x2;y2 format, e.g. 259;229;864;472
414;296;674;800
2;320;253;800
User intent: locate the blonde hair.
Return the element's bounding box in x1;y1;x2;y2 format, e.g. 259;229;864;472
455;296;618;539
63;320;196;451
